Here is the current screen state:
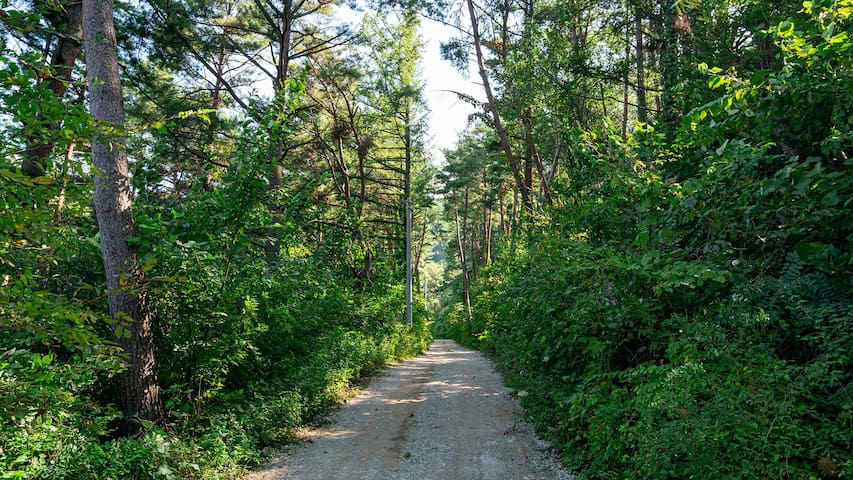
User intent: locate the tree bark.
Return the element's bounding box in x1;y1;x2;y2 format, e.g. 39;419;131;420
622;29;629;137
84;0;163;426
499;188;506;237
22;0;84;177
522;114;552;205
276;3;293;89
482;202;492;266
414;219;427;281
257;0;295;263
404;106;413;325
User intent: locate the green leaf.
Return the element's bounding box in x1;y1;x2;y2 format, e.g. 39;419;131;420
777;20;795;37
141;257;157;273
708;99;723;116
708;75;724;89
749;69;770;86
822;188;841;206
828;32;849;45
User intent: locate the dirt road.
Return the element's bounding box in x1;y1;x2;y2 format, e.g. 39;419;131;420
247;339;572;480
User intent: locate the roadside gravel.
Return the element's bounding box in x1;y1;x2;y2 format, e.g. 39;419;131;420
247;339;573;480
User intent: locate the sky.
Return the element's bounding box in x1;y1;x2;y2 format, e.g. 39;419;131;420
417;18;482;161
332;3;482;164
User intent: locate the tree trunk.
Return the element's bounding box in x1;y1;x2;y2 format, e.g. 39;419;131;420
84;0;163;426
549;133;561;186
523;137;534;208
622;20;630;138
522;114;552;204
263;2;294;263
499;188;506;237
404;108;413;325
657;0;678;139
275;3;293;89
466;0;531;214
483;204;492;266
481;169;490;265
509;189;518;252
635;11;648;124
413;219;427;281
454;205;472;322
22;0;84;177
462;187;470;275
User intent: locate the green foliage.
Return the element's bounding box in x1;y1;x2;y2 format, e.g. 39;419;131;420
0;289;125;480
6;0;850;478
1;18;432;479
2;192;432;480
457;237;850;479
438;1;852;478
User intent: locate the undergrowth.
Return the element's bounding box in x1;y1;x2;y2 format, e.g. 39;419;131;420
2;293;430;480
434;2;852;477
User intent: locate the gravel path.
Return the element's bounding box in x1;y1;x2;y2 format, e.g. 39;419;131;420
246;339;573;480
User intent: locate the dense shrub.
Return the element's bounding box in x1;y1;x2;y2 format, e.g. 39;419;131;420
2;273;431;479
453;237;851;479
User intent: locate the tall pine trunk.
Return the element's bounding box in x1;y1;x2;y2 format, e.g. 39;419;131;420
466;0;531;215
635;11;648;124
657;0;679;139
84;0;163;427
